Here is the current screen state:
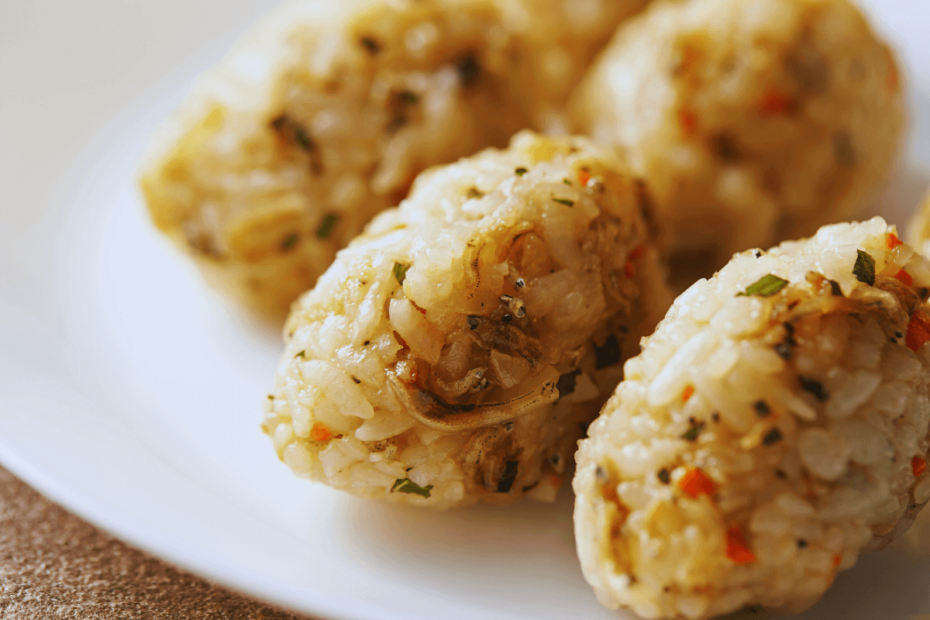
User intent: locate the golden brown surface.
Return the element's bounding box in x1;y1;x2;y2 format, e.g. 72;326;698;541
0;466;312;620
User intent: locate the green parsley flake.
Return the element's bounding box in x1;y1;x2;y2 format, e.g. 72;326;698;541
552;197;574;207
316;213;339;239
736;274;789;297
514;167;528;176
295;350;306;358
392;478;433;498
280;233;299;250
398;91;419;104
853;249;875;286
562;178;572;186
393;262;410;285
466;187;484;199
681;420;705;442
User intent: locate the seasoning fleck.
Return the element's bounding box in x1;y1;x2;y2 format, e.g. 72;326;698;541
833;132;857;168
456;54;480;86
853;250;876;286
753;400;771;417
763;428;784;446
515;167;528;176
799;377;829;402
681;420;705;442
737;274;789;297
392;478;433;498
552;197;575;207
657;468;671;485
360;37;380;54
281;233;299;250
393;262;410;285
316;213;339;239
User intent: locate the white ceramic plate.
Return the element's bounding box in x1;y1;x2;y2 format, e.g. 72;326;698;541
2;1;930;619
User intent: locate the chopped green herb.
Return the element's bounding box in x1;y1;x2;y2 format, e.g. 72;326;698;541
833;132;856;168
270;115;315;152
552;197;575;207
456;54;480;86
360;37;380;53
563;178;572;186
556;369;582;399
398;91;419;104
657;468;671;484
392;478;433;498
393;262;410;285
681;420;705;441
753;400;771;417
466;187;484;199
316;213;339;239
293;127;314;151
267;394;274;400
853;249;875;286
736;274;789;297
711;133;741;162
497;461;519;493
762;428;784;446
798;377;829;402
514;167;528;176
774;342;793;360
295;350;306;358
281;233;299;250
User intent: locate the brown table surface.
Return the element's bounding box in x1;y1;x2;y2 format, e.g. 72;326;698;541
0;465;317;620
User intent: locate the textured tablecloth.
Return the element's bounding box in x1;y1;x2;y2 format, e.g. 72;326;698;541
0;466;316;620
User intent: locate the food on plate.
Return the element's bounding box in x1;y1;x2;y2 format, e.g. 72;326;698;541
574;218;930;618
262;132;671;508
139;0;648;317
569;0;904;284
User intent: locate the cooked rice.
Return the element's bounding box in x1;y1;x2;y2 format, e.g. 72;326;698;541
569;0;904;286
139;0;647;317
262;132;671;508
574;217;930;619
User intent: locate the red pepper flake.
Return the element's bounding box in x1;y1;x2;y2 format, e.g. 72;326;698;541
678;467;716;498
682;385;695;403
895;270;914;287
629;245;646;261
310;422;332;442
678;108;698;137
832;554;842;569
726;525;757;565
760;89;791;116
913;456;927;478
906;313;930;352
887;232;904;249
624;261;635;279
578;168;591;186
